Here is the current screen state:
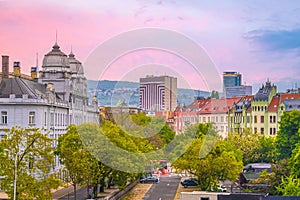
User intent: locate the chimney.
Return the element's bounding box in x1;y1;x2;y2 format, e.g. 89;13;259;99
46;82;53;91
31;67;37;79
13;61;21;77
2;55;9;78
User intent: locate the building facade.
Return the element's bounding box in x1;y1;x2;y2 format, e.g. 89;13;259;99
223;71;241;87
0;42;99;171
224;85;252;98
139;75;177;112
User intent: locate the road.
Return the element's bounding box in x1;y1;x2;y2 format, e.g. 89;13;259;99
143;176;181;200
59;187;88;200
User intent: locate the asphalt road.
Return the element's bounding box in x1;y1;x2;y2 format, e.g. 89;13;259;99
59;187;88;200
142;176;181;200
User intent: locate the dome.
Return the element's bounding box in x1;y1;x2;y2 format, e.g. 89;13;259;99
42;42;70;69
69;51;84;75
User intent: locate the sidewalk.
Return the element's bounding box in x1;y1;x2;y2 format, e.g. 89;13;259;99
52;185;82;200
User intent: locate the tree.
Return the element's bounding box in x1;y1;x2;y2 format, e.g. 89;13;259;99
276;110;300;159
276;175;300;196
172;125;243;190
0;126;60;200
77;122;143;194
210;90;219;99
289;142;300;177
55;124;92;200
248;136;277;163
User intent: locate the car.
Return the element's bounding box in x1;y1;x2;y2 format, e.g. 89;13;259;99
210;184;227;192
140;176;159;183
181;178;198;188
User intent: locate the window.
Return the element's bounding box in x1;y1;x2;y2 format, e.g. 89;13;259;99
1;111;8;124
44;112;47;126
215;116;218;122
221;116;224;122
270;116;272;123
258;106;260;111
50;113;54;126
203;117;206;122
261;116;264;123
273;116;276;123
29;111;35;125
270;128;273;135
261;128;264;135
254;127;257;134
254;116;257;123
201;198;209;200
273;128;276;134
208;117;210;122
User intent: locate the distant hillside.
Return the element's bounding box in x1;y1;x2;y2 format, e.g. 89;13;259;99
87;80;209;107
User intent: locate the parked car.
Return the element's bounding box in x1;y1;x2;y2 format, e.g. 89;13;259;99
181;178;198;188
140;176;159;183
210;184;227;192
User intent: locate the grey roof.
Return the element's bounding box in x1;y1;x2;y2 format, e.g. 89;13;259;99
254;81;275;101
284;99;300;111
0;78;46;99
244;163;271;169
42;42;70;68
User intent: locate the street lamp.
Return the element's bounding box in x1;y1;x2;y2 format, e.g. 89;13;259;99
4;149;20;200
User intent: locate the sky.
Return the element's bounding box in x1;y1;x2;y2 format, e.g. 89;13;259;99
0;0;300;93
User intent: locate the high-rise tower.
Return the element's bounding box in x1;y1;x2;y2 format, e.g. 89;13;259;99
140;75;177;112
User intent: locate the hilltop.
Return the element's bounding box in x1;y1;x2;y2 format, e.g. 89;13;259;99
87;80;210;107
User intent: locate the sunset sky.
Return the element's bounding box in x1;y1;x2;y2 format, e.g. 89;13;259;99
0;0;299;93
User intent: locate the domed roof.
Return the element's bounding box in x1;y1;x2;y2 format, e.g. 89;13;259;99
42;42;70;69
69;51;84;75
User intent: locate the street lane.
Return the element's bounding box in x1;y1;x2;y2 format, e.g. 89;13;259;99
143;176;181;200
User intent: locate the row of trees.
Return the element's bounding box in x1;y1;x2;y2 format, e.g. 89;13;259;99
0;112;176;199
0;110;299;198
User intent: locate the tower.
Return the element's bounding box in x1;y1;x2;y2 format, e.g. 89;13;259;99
139;75;177;112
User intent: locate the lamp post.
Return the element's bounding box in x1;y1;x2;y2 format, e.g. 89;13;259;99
4;149;19;200
13;153;18;200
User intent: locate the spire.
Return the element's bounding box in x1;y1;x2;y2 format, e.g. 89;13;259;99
69;45;75;58
53;30;60;50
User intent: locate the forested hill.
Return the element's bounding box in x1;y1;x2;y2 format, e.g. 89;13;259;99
87;80;210;107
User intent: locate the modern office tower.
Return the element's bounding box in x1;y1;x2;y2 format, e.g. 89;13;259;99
224;85;252;98
223;71;241;87
140;75;177;112
223;71;252;97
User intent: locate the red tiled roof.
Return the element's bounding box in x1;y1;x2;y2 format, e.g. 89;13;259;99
268;96;280;111
199;97;241;114
281;93;300;101
187;98;210;110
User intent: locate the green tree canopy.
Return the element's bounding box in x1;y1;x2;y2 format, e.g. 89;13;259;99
172;123;243;190
0;127;60;200
276;110;300;160
55;124;92;199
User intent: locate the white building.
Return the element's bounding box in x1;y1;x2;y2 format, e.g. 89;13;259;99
139;75;177;112
0;42;99;170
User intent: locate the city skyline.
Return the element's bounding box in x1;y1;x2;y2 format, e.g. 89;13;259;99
0;0;299;93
